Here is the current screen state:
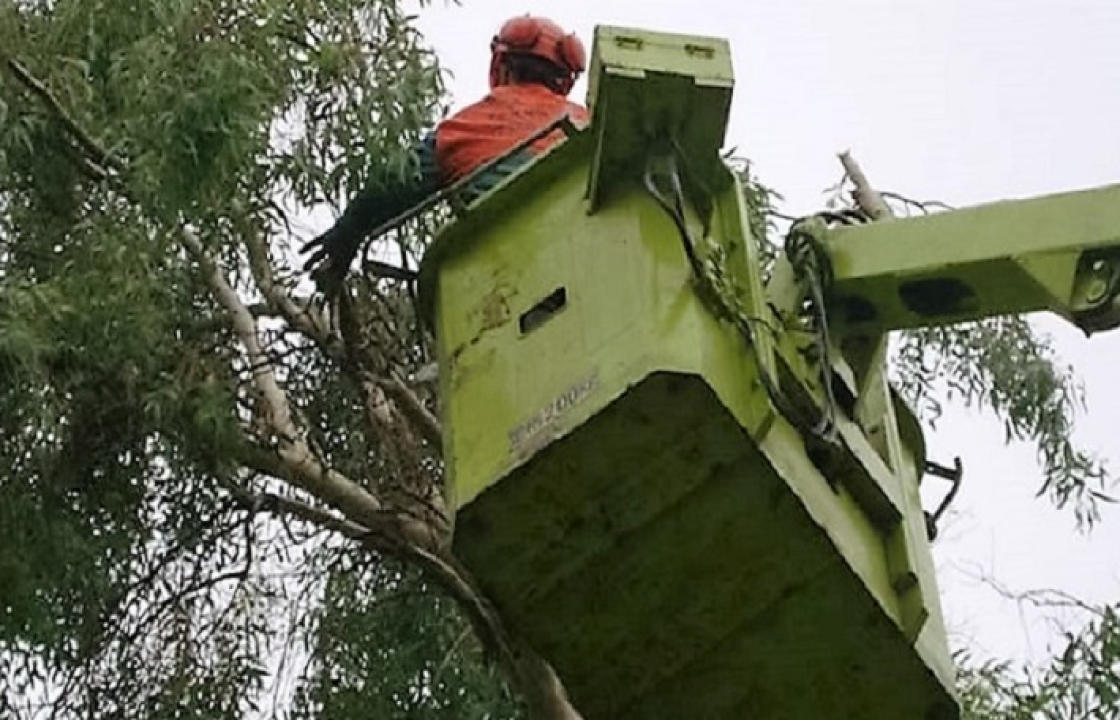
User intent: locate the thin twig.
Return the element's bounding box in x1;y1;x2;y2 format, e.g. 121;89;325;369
4;57;124;173
434;627;474;688
962;565;1108;619
879;190;955;215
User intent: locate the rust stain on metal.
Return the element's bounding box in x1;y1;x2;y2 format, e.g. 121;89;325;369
479;285;512;330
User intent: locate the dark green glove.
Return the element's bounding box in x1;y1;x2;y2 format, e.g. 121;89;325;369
302;209;370;292
302;135;440;292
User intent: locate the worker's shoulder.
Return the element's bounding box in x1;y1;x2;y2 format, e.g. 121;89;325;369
440;93;496;122
497;85;590;127
440;85;588;128
488;84;586;112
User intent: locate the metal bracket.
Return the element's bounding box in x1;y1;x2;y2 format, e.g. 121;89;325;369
923;457;963;541
1071;252;1120;334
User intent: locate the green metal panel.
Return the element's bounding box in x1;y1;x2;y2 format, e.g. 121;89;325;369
419;25;957;719
457;373;954;718
586;27;733;211
824;184;1120;335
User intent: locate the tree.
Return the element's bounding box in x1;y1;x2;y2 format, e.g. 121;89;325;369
0;0;543;716
0;1;1114;718
952;586;1120;720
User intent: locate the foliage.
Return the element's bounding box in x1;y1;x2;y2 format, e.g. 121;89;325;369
0;0;520;717
958;604;1120;719
893;317;1111;527
725;156;785;285
292;555;521;720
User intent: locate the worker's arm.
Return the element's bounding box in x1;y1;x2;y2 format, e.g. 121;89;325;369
303;134;441;291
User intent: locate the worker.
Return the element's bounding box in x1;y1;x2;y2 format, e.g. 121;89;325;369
303;15;589;289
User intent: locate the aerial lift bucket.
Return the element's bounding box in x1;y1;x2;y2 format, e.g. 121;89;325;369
420;26;958;719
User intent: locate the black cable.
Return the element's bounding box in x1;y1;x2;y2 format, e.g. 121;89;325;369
642;155;704;279
642;152;840;449
784;223;840;443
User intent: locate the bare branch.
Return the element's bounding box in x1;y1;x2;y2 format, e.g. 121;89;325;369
235;440;443;549
179;229;451;549
962;564;1108;619
378;373;442;448
242;231;343;357
837;150;894;221
59;142;112;183
3;57;124;174
879;190;955;216
225;479;369;541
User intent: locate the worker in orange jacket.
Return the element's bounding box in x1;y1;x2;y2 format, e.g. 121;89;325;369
304;15;589;288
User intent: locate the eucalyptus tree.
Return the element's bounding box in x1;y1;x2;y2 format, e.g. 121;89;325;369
1;0;533;716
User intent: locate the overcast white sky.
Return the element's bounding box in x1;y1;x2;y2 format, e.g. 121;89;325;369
415;0;1120;667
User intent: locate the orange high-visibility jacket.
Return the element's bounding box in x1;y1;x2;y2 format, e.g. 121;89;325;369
436;83;589;182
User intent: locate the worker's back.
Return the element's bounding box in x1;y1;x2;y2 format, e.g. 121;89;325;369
436;83;588;183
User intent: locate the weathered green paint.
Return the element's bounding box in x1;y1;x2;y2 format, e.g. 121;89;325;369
457;374;954;718
585;26;733;211
420;26;958;719
824;184;1120;336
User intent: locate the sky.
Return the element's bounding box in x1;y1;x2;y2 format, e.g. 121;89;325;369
415;0;1120;667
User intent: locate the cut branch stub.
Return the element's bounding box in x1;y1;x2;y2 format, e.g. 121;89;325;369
838;150;895;222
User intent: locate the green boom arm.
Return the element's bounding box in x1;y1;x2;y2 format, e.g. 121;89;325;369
820;184;1120;337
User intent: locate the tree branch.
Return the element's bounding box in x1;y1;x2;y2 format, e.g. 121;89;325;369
334;287;446;516
378;372;442;448
59;141;112;183
3;57;124;174
7;47;578;720
242;231;343;358
224;479;369;541
962;564;1108;619
179;229;451;549
837;150;894;222
225;477;582;720
235;439;443;550
879;190;955;215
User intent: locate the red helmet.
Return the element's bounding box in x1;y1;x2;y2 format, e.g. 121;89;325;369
489;15;586;95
